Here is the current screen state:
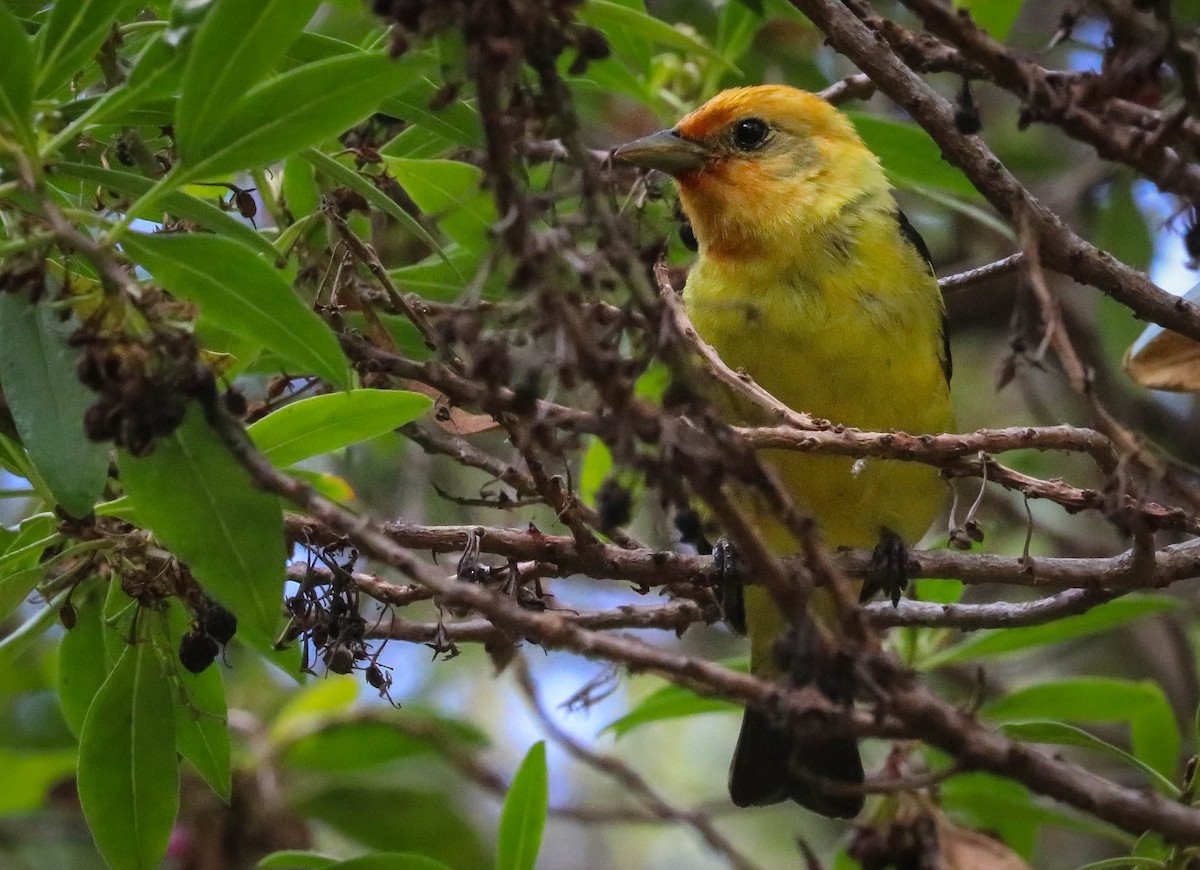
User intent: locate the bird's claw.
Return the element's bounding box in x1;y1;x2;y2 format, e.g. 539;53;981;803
713;537;747;635
861;527;909;608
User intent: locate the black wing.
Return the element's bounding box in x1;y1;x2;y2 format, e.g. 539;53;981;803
896;209;952;384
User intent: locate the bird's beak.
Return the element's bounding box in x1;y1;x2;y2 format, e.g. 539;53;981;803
612;129;710;175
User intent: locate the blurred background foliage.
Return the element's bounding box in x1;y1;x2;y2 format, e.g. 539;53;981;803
4;0;1200;868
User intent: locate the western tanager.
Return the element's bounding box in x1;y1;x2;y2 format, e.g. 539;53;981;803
614;86;953;817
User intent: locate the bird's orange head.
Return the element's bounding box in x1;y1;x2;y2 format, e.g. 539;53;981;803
614;85;887;257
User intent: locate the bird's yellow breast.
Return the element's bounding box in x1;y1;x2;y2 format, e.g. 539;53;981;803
683;203;953;552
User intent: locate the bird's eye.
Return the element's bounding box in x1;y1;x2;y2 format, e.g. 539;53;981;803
732;118;769;150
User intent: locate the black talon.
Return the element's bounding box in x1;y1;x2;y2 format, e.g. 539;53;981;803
861;527;909;608
713;537;747;635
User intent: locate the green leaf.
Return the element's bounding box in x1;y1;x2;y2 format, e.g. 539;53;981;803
33;0;125;97
914;578;963;605
382;158;498;255
77;642;179;870
387;247;479;301
848;113;981;201
178;53;411;181
0;748;78;815
0;564;42;624
380;83;483;149
939;771;1132;857
293;786;487;868
305;148;452;270
496;741;548;870
954;0;1024;40
985;677;1181;783
57;582;111;737
167;601;231;800
0;2;34;142
999;721;1179;797
0;595;65;668
259;852;339;870
282;154;320;220
56;162;279;259
280;713;486;772
248;390;432;468
923;594;1177;668
578;0;736;74
1095;175;1153;272
579;437;612;506
269;673;359;743
331;856;453;870
118;405;287;643
281;720;436;771
1070;860;1166;870
0;515;57;621
0;293;111;518
120;231;350;389
603;663;748;737
176;0;323;157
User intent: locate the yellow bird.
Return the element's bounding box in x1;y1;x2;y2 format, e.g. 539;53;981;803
614;86;954;817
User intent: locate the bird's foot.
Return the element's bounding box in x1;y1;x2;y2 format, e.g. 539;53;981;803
712;537;747;635
861;527;909;608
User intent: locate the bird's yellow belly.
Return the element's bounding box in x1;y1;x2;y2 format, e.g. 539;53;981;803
685;281;953;553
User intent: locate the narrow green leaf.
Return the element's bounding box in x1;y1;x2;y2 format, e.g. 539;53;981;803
281;721;436;772
258;852;339;870
578;0;736;73
1069;859;1166;870
496;742;548;870
33;0;124;97
56;162;279;259
0;564;42;623
924;595;1177;668
1095;175;1153;272
387;247;479;302
42;35;188;158
848;113;981;201
77;642;179;870
332;856;453;870
0;516;57;621
304;148;453;270
118;405;287;643
282;154;320;220
905;182;1015;240
280;713;486;772
179;53;410;181
57;583;110;737
120;231;350;389
167;602;231;800
999;721;1179;797
380;83;483;148
604;662;749;737
382;158;498;255
176;0;323;156
294;786;487;867
248;390;432;468
939;771;1133;856
0;748;76;817
986;677;1181;783
579;437;612;506
0;293;111;518
954;0;1024;40
0;2;34;141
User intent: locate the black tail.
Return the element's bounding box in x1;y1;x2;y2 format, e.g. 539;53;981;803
728;706;864;818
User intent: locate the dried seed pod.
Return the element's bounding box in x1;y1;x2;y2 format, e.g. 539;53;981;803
180;629;219;674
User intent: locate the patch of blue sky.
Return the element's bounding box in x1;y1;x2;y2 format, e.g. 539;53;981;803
1133;179;1199;297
